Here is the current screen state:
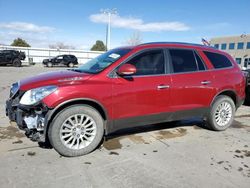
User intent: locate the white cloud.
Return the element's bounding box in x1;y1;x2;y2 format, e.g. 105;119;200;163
0;22;55;33
89;13;190;32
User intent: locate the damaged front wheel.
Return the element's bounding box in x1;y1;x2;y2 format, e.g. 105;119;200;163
48;105;104;157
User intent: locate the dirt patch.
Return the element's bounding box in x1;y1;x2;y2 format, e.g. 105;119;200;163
155;128;187;140
0;125;25;140
231;120;250;130
243;150;250;157
12;140;23;144
109;151;119;155
103;138;122;150
193;125;202;129
238;167;243;172
235;114;250;118
103;128;186;150
126;135;146;144
234;150;250;158
103;134;147;150
244;164;249;168
224;167;230;171
0;86;10;93
27;151;36;156
234;154;244;158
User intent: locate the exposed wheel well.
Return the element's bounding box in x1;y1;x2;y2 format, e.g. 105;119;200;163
45;99;107;143
214;90;237;106
49;100;107;122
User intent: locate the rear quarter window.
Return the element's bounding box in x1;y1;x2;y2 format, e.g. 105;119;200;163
204;51;232;69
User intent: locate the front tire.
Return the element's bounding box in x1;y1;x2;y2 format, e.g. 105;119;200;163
48;105;104;157
207;95;235;131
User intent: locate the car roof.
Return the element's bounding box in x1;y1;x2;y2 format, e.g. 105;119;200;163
136;42;217;50
115;42;228;58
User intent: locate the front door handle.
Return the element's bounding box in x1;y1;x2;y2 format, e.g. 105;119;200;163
157;85;170;89
201;80;211;85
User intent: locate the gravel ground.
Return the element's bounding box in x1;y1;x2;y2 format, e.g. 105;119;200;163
0;65;249;188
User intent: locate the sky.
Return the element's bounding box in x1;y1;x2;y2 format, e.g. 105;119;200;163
0;0;249;50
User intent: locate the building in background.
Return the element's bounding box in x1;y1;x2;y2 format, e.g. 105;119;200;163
210;34;250;69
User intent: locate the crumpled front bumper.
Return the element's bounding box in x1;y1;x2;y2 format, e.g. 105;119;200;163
5;93;50;142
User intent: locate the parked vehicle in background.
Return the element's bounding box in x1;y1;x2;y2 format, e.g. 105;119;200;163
0;50;26;67
6;42;246;157
242;69;250;105
42;55;78;67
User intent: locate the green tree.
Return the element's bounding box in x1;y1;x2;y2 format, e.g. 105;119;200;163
11;38;30;47
90;40;106;51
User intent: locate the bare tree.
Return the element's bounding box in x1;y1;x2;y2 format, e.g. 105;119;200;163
125;31;143;46
49;42;75;49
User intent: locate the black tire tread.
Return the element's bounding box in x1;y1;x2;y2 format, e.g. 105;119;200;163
206;95;235;131
13;58;21;67
48;105;104;157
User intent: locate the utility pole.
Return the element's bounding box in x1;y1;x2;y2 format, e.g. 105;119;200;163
100;8;117;51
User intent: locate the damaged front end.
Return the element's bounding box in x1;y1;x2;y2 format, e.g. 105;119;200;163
5;83;55;142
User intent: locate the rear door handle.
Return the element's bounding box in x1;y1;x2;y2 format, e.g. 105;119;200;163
157;85;170;89
201;80;211;85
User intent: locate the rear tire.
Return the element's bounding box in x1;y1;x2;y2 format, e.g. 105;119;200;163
13;59;21;67
48;105;104;157
244;87;250;105
206;95;235;131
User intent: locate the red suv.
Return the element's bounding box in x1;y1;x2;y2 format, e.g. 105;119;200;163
6;42;246;157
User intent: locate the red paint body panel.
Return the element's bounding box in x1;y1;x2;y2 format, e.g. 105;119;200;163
20;70;93;91
170;71;215;111
18;43;246;122
111;75;171;119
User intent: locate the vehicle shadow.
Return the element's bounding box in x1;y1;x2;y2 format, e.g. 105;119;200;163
243;101;250;106
38;118;206;151
105;118;205;141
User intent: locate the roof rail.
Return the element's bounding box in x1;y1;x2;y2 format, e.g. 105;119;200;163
138;42;216;49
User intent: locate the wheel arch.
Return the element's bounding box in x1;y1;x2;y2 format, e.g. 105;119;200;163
44;98;109;142
210;89;237;106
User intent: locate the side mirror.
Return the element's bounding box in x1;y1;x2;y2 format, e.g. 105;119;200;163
117;64;136;76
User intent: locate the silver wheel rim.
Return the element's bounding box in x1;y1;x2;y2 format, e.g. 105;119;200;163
60;114;97;150
214;101;232;127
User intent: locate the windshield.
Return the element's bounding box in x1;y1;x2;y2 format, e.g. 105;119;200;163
76;48;132;73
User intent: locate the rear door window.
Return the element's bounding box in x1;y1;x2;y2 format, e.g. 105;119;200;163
169;49;198;73
203;51;232;69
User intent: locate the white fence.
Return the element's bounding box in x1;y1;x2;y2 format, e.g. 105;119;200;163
0;46;104;64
